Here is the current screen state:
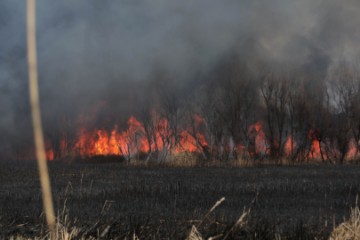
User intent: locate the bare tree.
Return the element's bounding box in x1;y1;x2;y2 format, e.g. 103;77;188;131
195;83;227;161
287;76;310;162
260;74;290;161
220;63;258;160
327;61;360;163
194;56;260;162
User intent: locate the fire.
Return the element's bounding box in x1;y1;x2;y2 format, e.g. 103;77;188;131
177;130;207;153
45;140;54;160
34;113;360;162
284;135;295;157
346;139;359;160
73;117;146;157
65;115;208;159
307;129;322;160
248;121;268;155
46;149;54;161
309;139;321;159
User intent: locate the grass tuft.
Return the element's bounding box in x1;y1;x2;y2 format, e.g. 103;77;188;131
330;204;360;240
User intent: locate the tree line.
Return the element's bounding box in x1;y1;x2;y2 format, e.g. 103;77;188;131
35;57;360;164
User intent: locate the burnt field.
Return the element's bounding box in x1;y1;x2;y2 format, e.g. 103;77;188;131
0;161;359;239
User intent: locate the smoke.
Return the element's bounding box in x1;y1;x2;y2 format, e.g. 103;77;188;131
0;0;360;159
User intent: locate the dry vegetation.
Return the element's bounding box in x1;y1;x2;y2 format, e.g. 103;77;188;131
330;203;360;240
0;161;359;239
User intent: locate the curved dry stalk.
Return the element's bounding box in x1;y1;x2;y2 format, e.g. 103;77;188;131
27;0;56;236
197;197;225;228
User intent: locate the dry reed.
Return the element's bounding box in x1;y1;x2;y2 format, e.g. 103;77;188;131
186;197;251;240
27;0;56;237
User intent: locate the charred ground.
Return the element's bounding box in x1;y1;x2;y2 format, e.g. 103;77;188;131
0;161;359;239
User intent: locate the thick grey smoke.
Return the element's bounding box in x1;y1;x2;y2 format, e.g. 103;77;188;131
0;0;359;159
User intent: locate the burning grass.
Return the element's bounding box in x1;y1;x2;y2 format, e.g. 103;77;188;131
19;113;360;165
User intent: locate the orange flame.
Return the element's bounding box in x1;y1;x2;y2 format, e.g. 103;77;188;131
42;116;359;162
45;140;54;160
307;129;322;160
346;139;359;160
65;115;208;158
248;121;268;155
308;139;321;159
284;135;295;157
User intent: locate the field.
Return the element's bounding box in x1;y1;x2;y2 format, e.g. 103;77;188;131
0;161;359;239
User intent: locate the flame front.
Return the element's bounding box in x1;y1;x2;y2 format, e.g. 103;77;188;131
69;115;207;158
39;114;360;162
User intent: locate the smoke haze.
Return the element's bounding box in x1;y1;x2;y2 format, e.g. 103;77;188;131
0;0;360;159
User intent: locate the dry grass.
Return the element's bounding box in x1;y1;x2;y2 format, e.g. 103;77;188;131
186;197;226;240
187;225;204;240
138;153;198;167
329;204;360;240
8;197;250;240
168;153;199;167
9;202;89;240
186;197;251;240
